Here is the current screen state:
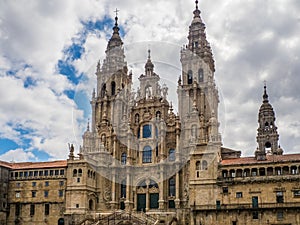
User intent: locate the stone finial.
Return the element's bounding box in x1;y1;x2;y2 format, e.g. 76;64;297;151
68;143;74;160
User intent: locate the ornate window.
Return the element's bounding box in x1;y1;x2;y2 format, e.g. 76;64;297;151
143;124;152;138
168;177;176;197
169;149;175;161
121;153;127;165
198;68;204;82
121;179;126;198
142;146;152;163
187;70;193;84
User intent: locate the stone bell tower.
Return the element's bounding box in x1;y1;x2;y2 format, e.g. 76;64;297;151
178;0;220;146
255;84;283;160
177;2;222;224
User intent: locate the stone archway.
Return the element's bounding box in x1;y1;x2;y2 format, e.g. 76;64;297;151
136;179;159;212
58;218;64;225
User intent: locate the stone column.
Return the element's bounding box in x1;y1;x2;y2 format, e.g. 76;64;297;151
110;171;117;209
160;120;165;162
146;179;150;211
158;167;165;210
175;170;180;208
125;172;131;211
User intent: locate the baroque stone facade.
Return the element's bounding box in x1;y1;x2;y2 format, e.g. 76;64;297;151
1;1;300;225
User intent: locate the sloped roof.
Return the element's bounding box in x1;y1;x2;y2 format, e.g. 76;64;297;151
0;160;67;170
221;154;300;166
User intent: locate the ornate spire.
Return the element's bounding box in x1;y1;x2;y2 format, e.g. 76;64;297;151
145;49;154;76
263;81;269;103
106;8;123;51
182;0;215;72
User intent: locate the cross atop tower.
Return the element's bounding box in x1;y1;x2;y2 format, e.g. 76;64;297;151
195;0;199;9
114;8;119;17
114;8;120;26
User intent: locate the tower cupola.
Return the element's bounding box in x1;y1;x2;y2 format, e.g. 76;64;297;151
106;13;123;51
256;84;282;160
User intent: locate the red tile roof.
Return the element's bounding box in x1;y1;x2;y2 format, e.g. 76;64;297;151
221;154;300;166
0;161;12;169
0;160;67;170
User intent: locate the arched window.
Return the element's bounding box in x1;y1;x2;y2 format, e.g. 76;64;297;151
88;170;90;178
142;146;152;163
265;142;271;152
168;177;176;196
89;199;94;210
198;68;204;82
78;169;82;176
187;70;193;84
58;218;64;225
101;83;106;98
121;153;127;165
137;180;147;188
121;179;126;198
111;81;116;96
169;149;175;161
149;179;159;188
143;124;152;138
156;111;161;119
202;160;208;170
73;169;77;177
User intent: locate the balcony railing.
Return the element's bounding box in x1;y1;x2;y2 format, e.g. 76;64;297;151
193;202;300;211
217;174;300;184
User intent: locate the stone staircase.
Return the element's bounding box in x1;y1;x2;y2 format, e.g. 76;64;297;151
85;210;159;225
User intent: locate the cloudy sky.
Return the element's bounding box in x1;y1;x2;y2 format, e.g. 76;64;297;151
0;0;299;162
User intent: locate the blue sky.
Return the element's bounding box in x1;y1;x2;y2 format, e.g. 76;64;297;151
0;0;300;162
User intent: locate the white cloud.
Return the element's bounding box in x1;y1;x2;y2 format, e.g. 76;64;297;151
0;0;299;161
0;148;37;162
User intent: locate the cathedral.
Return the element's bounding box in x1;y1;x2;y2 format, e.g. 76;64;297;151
1;1;300;225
